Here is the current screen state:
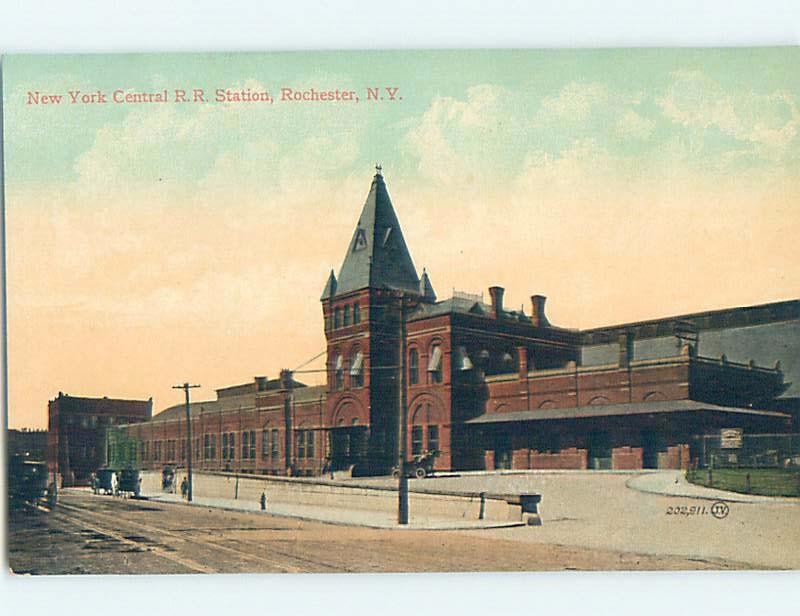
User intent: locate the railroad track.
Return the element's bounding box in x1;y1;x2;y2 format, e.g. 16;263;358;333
54;497;350;574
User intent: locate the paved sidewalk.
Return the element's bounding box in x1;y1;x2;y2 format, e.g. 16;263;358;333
626;471;800;504
144;491;523;530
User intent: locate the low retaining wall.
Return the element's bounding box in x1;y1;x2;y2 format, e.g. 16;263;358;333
141;470;527;523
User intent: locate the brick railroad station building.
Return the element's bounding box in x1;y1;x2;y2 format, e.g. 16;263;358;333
108;168;799;476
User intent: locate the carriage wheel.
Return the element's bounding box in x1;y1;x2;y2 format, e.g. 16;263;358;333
415;467;426;479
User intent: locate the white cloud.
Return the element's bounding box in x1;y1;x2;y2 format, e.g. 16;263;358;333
656;70;800;153
615;109;655;140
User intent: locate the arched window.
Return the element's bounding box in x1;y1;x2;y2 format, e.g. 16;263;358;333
353;303;361;324
428;343;443;383
334;307;342;329
409;348;419;385
350;349;364;388
334;354;344;390
344;305;351;326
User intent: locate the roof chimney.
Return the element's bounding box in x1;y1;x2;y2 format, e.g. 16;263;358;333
255;376;268;392
488;286;505;319
530;295;549;327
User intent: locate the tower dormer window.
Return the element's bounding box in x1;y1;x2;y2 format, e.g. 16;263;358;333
353;303;360;324
354;227;367;251
334;307;342;329
344;305;351;327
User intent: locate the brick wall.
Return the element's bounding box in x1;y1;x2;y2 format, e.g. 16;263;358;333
529;448;588;470
611;446;643;470
657;444;691;470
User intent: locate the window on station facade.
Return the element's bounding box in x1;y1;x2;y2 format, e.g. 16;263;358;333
353;303;360;324
344;305;351;327
409;349;419;385
271;429;279;458
296;430;315;459
242;432;249;460
228;433;235;460
428;344;443;383
411;425;424;457
334;307;342;329
350;349;364;388
456;346;473;371
428;425;440;453
334;354;344;390
249;431;256;459
261;429;270;458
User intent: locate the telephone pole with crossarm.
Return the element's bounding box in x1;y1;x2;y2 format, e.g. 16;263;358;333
173;382;200;502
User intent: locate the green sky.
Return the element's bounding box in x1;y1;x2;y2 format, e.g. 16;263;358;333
5;48;800;188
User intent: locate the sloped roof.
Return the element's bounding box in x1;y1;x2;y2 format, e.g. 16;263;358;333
334;171;420;296
419;269;436;302
465;399;791;424
408;296;532;323
320;269;337;300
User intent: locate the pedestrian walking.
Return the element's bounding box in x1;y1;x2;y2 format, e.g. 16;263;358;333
260;491;267;512
180;477;188;499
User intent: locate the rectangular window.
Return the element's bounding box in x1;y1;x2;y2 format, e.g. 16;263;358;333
250;431;256;460
271;429;279;458
306;431;315;458
211;435;216;459
204;434;209;460
242;431;249;460
353;303;360;324
222;433;228;459
427;425;440;453
409;349;419;385
229;432;235;460
262;430;269;458
297;431;305;458
411;425;424;457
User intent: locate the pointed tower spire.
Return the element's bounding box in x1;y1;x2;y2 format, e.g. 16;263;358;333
320;269;337;300
419;268;436;303
334;168;420;296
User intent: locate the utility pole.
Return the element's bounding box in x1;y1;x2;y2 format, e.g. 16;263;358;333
173;382;200;502
397;293;409;525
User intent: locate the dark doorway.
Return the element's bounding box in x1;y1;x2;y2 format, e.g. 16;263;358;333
494;433;512;470
330;427;368;472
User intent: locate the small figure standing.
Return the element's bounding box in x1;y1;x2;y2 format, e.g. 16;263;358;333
180;477;188;499
260;491;267;512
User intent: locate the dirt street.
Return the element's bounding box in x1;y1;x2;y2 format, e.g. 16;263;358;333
7;489;743;574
